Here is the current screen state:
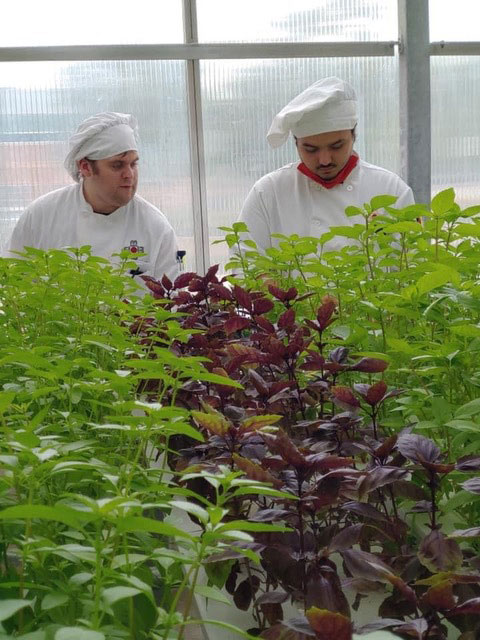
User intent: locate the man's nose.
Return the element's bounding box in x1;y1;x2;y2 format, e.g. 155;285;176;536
122;166;134;179
316;149;333;166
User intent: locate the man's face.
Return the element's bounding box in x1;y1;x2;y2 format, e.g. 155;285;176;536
80;150;139;213
296;130;354;180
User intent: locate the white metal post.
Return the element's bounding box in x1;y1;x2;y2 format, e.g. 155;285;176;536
398;0;431;204
183;0;210;275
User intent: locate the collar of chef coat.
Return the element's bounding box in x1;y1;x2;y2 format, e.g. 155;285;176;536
297;153;359;189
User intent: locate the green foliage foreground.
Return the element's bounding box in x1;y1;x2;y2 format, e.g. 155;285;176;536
0;248;289;640
3;185;480;639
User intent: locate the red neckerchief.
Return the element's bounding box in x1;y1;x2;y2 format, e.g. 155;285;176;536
297;153;359;189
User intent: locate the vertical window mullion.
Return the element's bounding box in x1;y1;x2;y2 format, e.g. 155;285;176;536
398;0;431;204
183;0;210;275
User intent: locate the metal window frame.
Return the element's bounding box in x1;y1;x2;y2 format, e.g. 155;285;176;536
1;0;479;273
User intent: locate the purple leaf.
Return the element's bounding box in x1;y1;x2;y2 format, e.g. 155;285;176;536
456;456;480;471
340;501;388;523
253;298;274;315
418;529;463;573
357;618;405;633
350;358;389;373
250;509;291;523
393;619;428;639
446;597;480;616
366;380;388;406
461;478;480;494
331;386;360;408
342;549;393;582
173;271;197;289
397;432;441;464
328;524;363;552
233;285;253;311
358;466;409;499
224;315;250;335
278;308;296;330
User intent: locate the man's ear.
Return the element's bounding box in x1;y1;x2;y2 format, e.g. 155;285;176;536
78;158;93;178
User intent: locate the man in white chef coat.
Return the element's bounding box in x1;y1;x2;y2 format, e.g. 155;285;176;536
6;111;179;281
238;77;414;252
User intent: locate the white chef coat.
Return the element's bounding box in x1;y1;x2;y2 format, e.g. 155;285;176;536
239;160;414;252
6;182;179;281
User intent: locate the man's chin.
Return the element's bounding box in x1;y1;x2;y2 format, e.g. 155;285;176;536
117;188;136;204
316;169;339;180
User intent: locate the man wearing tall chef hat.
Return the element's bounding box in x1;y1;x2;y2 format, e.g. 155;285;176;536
238;77;415;252
6;112;179;280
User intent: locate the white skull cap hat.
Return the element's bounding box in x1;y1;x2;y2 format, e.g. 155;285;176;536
64;112;139;182
267;77;357;148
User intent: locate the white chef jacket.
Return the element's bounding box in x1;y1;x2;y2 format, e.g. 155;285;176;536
239;160;414;252
6;182;179;281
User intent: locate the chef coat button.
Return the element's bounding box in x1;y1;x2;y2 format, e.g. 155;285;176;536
346;185;353;191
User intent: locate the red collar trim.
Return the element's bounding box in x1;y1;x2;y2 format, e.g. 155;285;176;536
297;154;359;189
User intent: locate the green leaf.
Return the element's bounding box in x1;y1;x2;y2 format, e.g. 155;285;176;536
191;410;231;436
0;392;15;414
232;222;248;233
117;516;193;540
102;586;141;605
461;205;480;217
197;372;243;388
41;592;68;611
194;585;231;604
55;629;105;640
450;324;480;338
370;194;398;211
383;221;423;233
417;268;459;296
69;572;93;586
455;223;480;238
0;505;84;528
0;600;32;621
431;187;456;216
14;432;41;448
444;419;480;433
344;206;364;218
455;398;480;418
173;501;209;524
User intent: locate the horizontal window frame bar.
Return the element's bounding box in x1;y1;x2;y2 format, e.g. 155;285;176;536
430;41;480;55
0;41;397;62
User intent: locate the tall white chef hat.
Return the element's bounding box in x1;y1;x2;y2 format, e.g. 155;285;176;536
64;112;139;182
266;77;357;149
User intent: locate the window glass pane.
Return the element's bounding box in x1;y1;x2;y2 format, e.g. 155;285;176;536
431;56;480;207
201;57;400;267
197;0;397;43
429;0;480;41
0;60;195;270
2;0;183;46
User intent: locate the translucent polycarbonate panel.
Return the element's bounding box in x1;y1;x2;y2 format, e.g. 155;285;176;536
0;60;195;269
201;57;400;267
2;0;183;46
431;56;480;208
430;0;480;41
197;0;397;42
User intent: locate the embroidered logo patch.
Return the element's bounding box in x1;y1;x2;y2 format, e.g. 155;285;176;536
124;240;144;254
